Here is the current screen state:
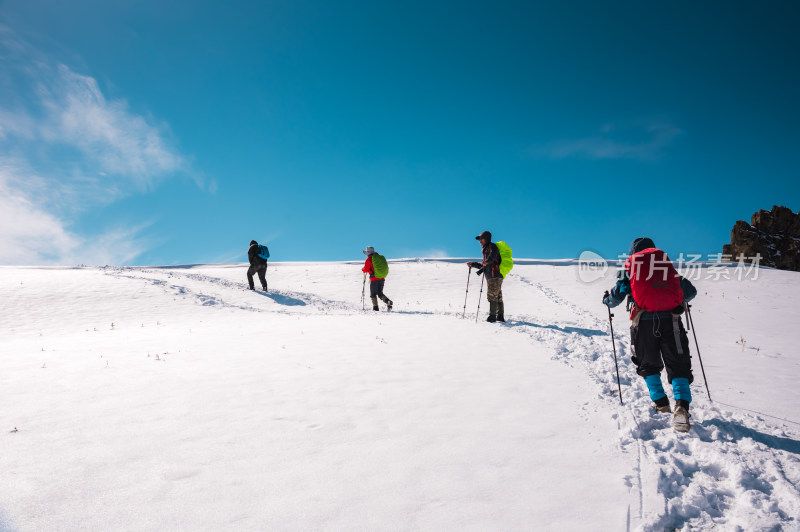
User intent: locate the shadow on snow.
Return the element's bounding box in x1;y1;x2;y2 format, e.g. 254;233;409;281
256;291;307;306
501;319;607;338
695;419;800;456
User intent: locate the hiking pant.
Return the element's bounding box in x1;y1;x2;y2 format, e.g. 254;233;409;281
370;279;391;306
247;262;268;290
486;277;503;303
630;316;693;384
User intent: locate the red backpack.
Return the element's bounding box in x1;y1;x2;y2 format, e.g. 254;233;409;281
624;248;684;312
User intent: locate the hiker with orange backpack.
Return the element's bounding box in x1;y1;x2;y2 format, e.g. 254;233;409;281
602;237;697;432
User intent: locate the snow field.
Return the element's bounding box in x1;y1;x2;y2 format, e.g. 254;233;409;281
1;260;799;531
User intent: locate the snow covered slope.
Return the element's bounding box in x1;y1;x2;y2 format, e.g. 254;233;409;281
1;261;798;531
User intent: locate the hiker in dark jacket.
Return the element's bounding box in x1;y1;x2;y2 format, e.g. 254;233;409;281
467;230;504;322
603;237;697;432
247;240;268;291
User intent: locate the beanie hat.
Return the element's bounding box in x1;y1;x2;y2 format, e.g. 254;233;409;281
629;237;655;255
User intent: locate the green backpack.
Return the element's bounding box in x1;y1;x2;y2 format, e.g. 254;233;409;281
371;254;389;278
496;241;513;278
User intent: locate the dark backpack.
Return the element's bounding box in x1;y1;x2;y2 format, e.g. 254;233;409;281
257;244;270;260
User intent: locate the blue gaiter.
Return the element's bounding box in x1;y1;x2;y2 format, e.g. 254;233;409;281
644;374;667;402
672;377;692;403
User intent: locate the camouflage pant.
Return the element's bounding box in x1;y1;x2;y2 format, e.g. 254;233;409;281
486;277;503;303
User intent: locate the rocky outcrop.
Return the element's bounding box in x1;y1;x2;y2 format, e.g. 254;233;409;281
722;206;800;271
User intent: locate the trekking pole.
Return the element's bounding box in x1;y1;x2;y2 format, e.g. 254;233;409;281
475;274;485;323
685;303;711;401
462;265;472;318
361;272;366;311
604;299;624;406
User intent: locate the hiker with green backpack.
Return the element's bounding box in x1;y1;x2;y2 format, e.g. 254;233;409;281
467;231;513;322
362;246;393;311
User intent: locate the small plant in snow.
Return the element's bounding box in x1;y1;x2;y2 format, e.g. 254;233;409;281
736;336;746;351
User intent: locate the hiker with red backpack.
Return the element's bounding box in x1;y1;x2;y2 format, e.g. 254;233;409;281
603;237;698;432
247;240;269;291
362;246;393;311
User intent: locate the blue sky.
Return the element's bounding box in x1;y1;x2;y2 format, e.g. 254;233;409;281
1;0;798;265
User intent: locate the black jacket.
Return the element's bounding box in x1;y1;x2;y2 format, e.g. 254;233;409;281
479;242;502;279
248;244;267;267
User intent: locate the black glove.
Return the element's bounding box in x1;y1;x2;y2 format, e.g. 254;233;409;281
476;268;485;276
602;290;609;304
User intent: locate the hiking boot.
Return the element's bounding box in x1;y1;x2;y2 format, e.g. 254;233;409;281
262;286;268;291
496;314;505;322
673;403;691;433
497;302;505;322
386;300;393;311
653;396;672;413
373;306;379;311
487;301;498;322
248;286;255;290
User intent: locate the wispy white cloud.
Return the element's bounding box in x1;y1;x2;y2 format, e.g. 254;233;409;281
0;160;153;265
0;166;79;264
38;65;185;185
532;123;683;161
0;25;202;265
399;248;450;259
65;222;156;266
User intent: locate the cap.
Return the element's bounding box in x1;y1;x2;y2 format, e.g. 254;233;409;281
475;231;492;242
363;246;375;255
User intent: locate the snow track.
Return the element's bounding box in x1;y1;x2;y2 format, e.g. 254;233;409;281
509;269;800;531
102;266;358;315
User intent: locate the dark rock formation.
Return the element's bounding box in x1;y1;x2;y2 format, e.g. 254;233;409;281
723;205;800;271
